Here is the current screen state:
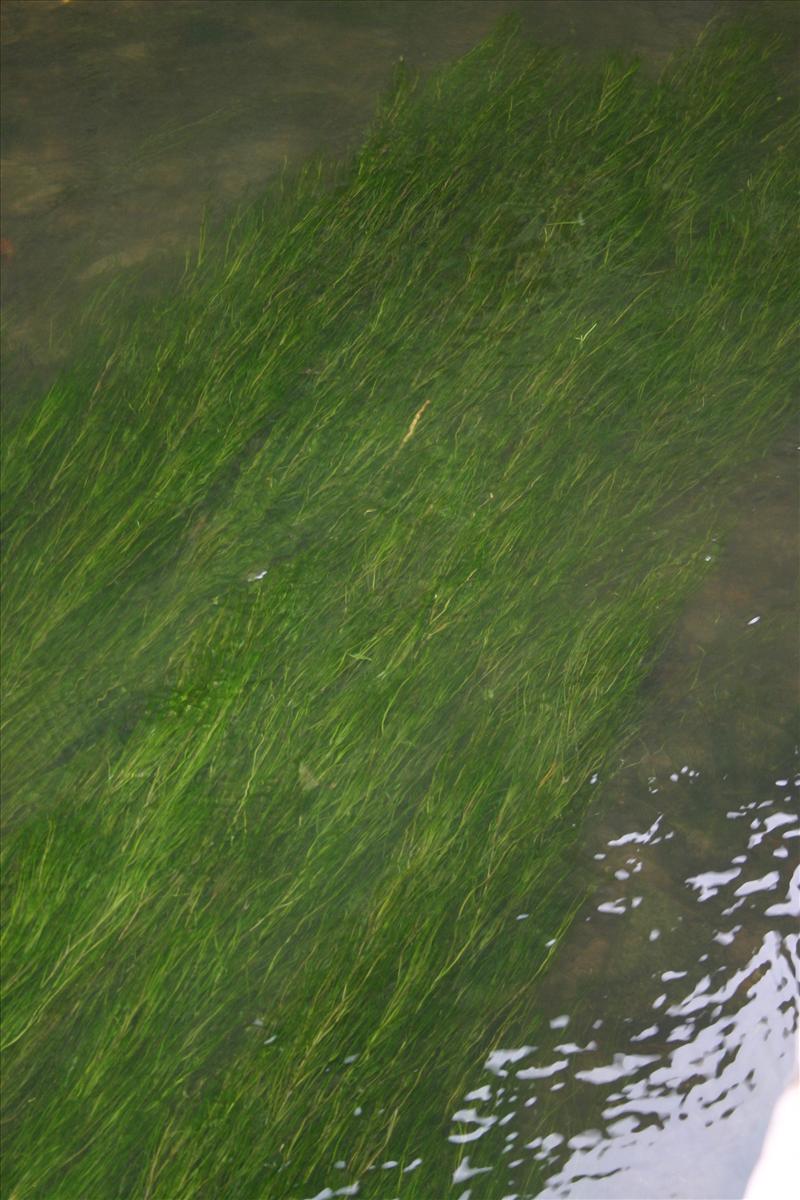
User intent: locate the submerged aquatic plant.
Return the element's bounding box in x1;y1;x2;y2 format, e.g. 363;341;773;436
1;14;797;1200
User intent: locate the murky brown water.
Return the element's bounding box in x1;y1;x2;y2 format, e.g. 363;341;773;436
2;4;797;1198
3;0;795;398
433;440;798;1200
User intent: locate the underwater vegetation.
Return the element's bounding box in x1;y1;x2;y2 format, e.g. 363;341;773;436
1;14;797;1199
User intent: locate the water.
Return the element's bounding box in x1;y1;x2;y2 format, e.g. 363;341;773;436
4;0;794;398
497;442;799;1200
445;771;798;1199
2;4;797;1197
300;440;798;1199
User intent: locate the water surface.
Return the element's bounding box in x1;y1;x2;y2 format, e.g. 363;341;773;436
440;440;799;1200
2;5;797;1198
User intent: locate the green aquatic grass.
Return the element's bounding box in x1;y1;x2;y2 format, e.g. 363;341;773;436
2;15;797;1199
